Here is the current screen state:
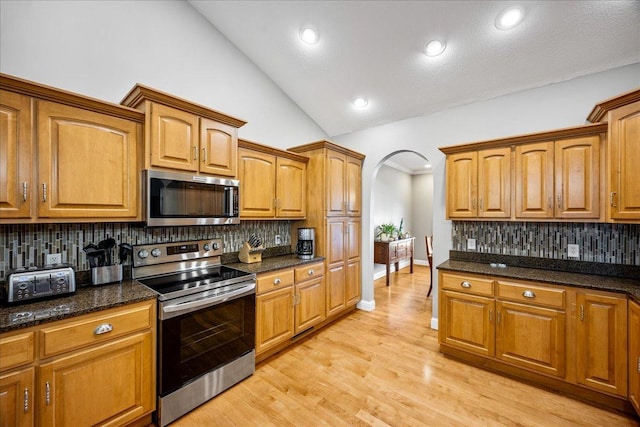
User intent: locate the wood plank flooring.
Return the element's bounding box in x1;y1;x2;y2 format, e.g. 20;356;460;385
170;266;639;426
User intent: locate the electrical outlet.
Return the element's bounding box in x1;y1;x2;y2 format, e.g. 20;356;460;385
46;253;62;265
567;244;580;258
275;235;282;245
467;238;476;250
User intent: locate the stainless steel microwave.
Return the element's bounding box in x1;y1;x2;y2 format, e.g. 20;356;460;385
144;170;240;226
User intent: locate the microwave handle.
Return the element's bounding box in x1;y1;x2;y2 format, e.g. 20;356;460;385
225;187;234;216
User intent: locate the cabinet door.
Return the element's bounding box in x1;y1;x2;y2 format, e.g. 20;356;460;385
346;156;362;216
326;151;346;216
38;331;153;427
495;301;565;378
446;151;477;218
326;218;346;265
0;367;34;427
555;136;600;219
628;299;640;415
576;292;627;397
326;263;346;317
478;147;511;218
238;148;276;218
276;157;306;218
199;118;237;177
149;103;199;172
608;100;640;221
345;259;361;307
439;290;494;357
295;277;325;334
256;287;294;354
0;90;32;219
515;141;554;218
37;100;139;219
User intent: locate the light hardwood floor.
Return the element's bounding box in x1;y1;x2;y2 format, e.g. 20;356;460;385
171;265;639;426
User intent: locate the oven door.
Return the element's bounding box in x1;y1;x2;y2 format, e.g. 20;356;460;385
158;289;255;397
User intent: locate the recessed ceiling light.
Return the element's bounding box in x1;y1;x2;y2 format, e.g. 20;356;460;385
353;98;368;109
495;7;524;30
300;27;319;44
424;40;446;57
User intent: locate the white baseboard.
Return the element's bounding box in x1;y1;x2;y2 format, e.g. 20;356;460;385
357;299;375;311
414;259;429;267
430;317;438;330
373;260;413;280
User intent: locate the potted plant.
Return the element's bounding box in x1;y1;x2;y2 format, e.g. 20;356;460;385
377;223;396;242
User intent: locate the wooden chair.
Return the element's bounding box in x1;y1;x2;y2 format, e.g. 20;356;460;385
426;236;434;297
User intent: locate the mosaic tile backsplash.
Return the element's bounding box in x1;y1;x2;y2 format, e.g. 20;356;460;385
452;221;640;266
0;221;292;280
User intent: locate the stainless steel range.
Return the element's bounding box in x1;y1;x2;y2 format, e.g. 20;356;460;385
132;239;256;427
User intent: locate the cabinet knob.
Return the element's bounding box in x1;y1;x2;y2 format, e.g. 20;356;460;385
460;281;471;288
308;269;314;276
274;278;281;285
94;323;114;335
522;290;536;298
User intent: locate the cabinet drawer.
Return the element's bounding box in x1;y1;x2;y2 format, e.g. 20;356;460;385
0;331;35;371
257;269;295;294
40;300;154;358
497;280;565;309
441;272;494;296
294;262;324;283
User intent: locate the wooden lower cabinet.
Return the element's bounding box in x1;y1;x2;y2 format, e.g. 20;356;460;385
0;367;35;427
629;299;640;415
440;290;494;357
294;262;326;334
576;290;628;397
256;286;295;354
0;300;156;427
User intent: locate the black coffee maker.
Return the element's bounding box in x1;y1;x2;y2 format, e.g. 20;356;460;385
296;228;315;259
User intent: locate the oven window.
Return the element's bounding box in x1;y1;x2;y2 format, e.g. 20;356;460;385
159;294;255;396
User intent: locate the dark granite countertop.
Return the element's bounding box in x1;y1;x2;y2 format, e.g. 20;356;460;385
0;280;157;333
225;254;325;274
437;260;640;303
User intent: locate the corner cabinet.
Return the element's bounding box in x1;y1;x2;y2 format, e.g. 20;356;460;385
0;300;156;427
629;299;640;416
1;74;144;223
237;139;308;219
121;84;245;177
289;141;365;319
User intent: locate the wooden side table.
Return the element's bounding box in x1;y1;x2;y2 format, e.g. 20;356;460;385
373;237;414;286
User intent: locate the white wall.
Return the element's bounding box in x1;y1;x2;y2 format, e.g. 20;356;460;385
411;173;433;261
335;63;640;327
0;0;326;147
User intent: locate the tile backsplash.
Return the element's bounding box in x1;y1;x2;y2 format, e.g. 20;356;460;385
0;221;291;279
452;221;639;266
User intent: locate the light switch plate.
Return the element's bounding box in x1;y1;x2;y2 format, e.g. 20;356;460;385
275;235;282;245
567;244;580;258
467;238;476;250
46;254;62;265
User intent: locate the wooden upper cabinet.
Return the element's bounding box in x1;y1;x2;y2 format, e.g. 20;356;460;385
238;148;276;218
150;102;199;172
326;151;347;216
554;136;600;219
238;140;307;219
515;141;554;218
478;147;511;218
346;156;362;216
576;291;628;397
608;100;640;221
629;299;640;416
200;118;237;177
0;90;32;219
446;151;477;218
121;84;245;177
37;100;139;219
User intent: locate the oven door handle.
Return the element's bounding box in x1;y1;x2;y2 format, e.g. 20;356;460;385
161;282;256;318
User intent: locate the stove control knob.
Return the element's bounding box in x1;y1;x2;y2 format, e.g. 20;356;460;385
203;243;211;251
151;248;162;257
138;249;149;259
213;242;220;250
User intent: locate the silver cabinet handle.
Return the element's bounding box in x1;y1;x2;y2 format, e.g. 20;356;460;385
45;381;51;405
24;388;29;413
202;147;207;163
42;183;47;202
472;198;476;209
23;182;28;202
547;195;552;209
308;269;314;276
460;281;471;288
489;309;493;322
557;195;561;208
94;323;113;335
497;310;501;324
522;290;536;298
273;278;281;285
610;192;617;207
637;356;640;373
479;197;483;210
193;146;198;160
580;304;584;321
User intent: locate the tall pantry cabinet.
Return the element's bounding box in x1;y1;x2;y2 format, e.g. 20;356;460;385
289;141;365;318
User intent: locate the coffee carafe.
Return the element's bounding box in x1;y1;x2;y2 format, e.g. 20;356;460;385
296;228;315;260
